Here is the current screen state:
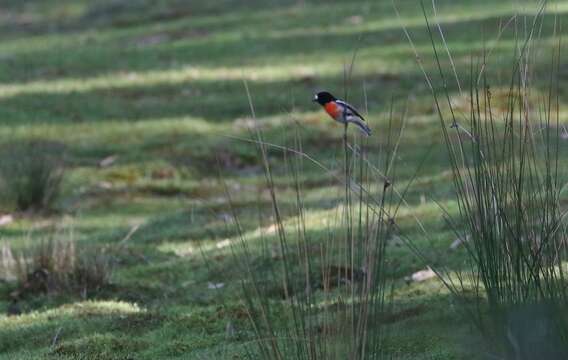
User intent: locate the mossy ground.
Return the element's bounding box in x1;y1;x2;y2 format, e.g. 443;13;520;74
0;0;567;358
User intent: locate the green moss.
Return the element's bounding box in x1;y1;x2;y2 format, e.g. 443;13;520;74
0;0;565;358
51;333;149;359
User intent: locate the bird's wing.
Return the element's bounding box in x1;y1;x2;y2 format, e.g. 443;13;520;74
336;100;366;121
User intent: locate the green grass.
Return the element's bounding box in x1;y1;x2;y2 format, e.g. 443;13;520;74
0;0;567;358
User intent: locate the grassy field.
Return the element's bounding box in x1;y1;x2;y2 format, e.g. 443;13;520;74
0;0;567;358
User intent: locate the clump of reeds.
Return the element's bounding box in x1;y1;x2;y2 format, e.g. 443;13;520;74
2;234;112;301
0;139;65;212
403;1;568;357
224;82;409;359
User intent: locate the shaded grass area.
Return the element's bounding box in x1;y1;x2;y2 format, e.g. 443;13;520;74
0;0;567;358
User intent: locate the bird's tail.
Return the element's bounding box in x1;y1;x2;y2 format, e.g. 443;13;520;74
350;118;372;136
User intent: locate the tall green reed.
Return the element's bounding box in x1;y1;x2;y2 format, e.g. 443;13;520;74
224;81;408;359
400;0;568;357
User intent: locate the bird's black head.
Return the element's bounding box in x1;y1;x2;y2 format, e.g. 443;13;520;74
313;91;336;105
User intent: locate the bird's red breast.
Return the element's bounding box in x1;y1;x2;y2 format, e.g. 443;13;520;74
324;102;342;119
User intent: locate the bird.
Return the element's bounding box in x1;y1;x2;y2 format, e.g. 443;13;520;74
313;91;371;136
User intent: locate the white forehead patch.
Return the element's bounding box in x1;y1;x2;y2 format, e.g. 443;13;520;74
313;94;318;101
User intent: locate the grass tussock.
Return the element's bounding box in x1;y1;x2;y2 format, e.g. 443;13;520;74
0;139;65;212
409;1;568;357
2;235;112;302
225;83;412;359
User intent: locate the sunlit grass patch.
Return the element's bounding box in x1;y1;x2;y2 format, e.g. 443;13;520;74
51;332;149;358
0;300;142;327
0;65;341;99
1;0;568;358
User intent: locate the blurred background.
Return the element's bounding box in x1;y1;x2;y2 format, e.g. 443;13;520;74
0;0;566;359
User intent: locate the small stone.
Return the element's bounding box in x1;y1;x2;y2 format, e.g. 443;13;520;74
208;282;224;290
405;267;436;283
216;239;231;249
99;155;118;168
0;214;13;226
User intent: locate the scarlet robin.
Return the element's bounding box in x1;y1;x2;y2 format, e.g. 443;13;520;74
313;91;371;136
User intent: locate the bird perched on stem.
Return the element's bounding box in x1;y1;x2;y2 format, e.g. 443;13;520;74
313;91;371;136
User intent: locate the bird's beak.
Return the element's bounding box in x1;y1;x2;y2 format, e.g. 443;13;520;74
312;96;318;103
